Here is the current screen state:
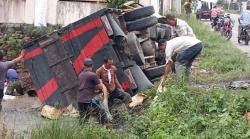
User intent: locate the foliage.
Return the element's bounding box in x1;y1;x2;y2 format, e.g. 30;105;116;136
130;80;250;139
106;0;130;9
7;13;250;139
0;33;23;58
0;25;60;58
182;15;250;82
30;120;131;139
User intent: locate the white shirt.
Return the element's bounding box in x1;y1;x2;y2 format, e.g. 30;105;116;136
172;19;196;38
165;36;201;62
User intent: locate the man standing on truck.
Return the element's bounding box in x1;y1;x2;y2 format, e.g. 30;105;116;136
77;58;106;123
5;69;24;96
96;57;132;105
162;14;196;38
157;36;203;92
0;50;24;111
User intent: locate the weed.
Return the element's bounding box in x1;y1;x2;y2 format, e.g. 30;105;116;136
184;16;250;82
130;80;250;139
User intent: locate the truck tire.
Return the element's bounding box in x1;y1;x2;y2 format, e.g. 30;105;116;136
129;64;154;91
143;65;165;80
127;32;145;65
140;39;156;56
126;16;158;32
123;6;155;21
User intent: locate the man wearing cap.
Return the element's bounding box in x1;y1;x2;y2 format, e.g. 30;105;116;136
0;50;24;111
77;58;106;123
161;14;196;38
157;36;203;92
5;68;24;96
96;57;131;104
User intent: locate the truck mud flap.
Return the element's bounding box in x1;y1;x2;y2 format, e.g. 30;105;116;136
129;64;154;91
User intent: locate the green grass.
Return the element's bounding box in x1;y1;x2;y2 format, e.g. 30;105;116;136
14;15;250;139
25;81;250;139
129;80;250;139
185;16;250;83
29;121;119;139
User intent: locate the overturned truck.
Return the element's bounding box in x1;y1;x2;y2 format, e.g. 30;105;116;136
23;7;171;107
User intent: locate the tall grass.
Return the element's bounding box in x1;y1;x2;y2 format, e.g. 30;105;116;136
130;80;250;139
29;120;130;139
186;16;250;83
20;15;250;139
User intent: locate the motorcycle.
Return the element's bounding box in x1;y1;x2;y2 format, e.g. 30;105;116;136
238;24;250;45
211;14;224;32
219;14;233;40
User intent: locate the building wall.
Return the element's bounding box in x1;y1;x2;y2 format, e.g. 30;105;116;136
0;0;26;23
139;0;181;15
56;1;106;26
0;0;105;26
0;0;180;26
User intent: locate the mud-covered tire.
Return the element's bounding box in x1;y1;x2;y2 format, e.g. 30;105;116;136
140;39;156;56
143;65;165;80
126;16;158;32
123;6;155;21
129;64;153;91
127;32;145;65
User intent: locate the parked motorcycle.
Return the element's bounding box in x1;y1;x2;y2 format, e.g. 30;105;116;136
219;14;233;40
238;24;250;45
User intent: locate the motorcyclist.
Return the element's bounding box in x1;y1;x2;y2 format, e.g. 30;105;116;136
238;6;250;38
211;5;218;22
211;6;224;27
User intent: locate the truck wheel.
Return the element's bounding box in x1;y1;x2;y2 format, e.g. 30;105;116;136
129;64;154;91
140;39;156;56
127;32;145;65
126;16;158;32
143;65;165;80
123;6;155;21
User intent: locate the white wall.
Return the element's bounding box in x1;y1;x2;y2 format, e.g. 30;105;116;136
56;1;106;26
0;0;26;23
139;0;181;15
0;0;106;26
0;0;181;25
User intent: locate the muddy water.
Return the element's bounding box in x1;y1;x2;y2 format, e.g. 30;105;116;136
0;95;43;138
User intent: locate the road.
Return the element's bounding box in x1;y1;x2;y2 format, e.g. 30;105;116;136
203;14;250;58
224;13;250;58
